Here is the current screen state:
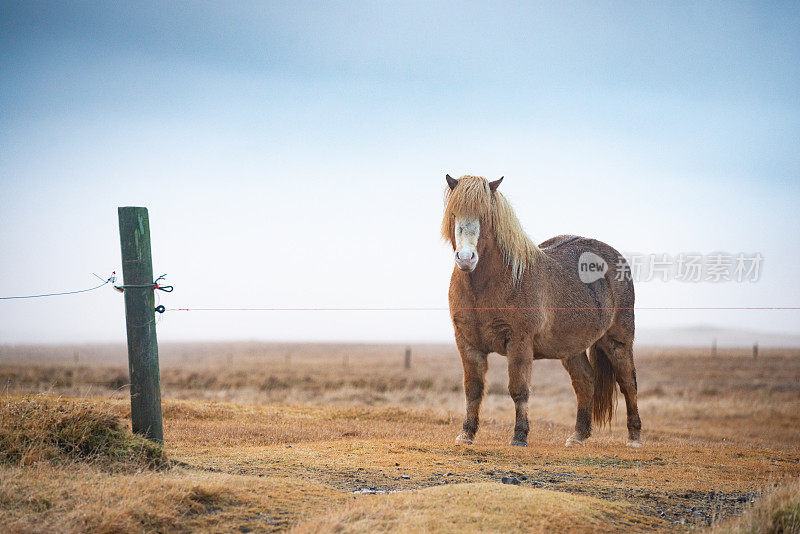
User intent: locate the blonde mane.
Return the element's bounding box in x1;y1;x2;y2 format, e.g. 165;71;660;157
441;175;544;283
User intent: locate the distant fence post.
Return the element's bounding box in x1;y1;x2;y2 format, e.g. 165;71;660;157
753;343;758;360
118;206;164;444
711;339;717;358
404;347;411;370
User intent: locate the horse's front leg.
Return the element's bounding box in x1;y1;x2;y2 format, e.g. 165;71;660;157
455;334;488;445
507;341;534;447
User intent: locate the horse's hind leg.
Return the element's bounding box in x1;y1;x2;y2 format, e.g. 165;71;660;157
604;337;642;447
455;334;488;445
562;352;594;447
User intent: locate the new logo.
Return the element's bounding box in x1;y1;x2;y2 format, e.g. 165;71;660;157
578;252;608;283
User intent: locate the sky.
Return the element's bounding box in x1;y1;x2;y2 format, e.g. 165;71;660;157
1;1;799;344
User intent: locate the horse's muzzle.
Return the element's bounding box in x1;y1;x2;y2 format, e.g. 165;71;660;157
455;250;478;272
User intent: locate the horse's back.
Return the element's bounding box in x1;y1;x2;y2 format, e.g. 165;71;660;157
539;234;580;250
540;234;632;289
540;234;627;262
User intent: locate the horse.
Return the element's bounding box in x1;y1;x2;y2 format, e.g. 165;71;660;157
442;174;642;448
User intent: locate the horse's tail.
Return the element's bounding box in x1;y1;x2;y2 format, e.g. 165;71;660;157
589;343;616;426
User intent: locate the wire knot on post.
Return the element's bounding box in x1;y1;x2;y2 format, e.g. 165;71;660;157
152;274;174;293
114;274;173;293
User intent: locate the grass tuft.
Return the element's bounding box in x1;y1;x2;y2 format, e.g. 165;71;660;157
710;478;800;534
0;395;166;469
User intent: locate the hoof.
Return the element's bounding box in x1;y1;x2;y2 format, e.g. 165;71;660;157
626;440;643;448
509;439;527;447
565;436;585;447
455;433;474;445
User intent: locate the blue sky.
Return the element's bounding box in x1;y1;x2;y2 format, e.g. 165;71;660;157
1;2;799;343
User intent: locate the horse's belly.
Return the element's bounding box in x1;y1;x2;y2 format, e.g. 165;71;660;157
533;310;613;358
533;337;594;359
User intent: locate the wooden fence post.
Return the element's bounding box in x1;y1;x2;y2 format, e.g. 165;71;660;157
404;347;411;370
753;343;758;360
118;206;164;444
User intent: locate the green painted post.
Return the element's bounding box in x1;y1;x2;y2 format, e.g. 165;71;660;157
118;207;164;444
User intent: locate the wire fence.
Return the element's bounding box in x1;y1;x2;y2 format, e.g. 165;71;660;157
2;272;799;311
0;273;116;300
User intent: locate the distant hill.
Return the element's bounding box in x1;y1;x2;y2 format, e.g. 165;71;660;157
635;325;800;348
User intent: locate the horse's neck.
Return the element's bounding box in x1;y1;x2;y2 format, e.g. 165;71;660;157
463;237;535;297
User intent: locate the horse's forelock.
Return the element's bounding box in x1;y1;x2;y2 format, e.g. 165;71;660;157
441;176;492;238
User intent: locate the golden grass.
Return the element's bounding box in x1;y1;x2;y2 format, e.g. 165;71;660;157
1;343;799;532
0;396;165;469
293;482;666;533
0;462;344;533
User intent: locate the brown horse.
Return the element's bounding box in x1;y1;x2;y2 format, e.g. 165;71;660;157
442;174;641;448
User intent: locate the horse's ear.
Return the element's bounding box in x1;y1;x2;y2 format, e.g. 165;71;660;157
446;174;458;190
489;176;503;192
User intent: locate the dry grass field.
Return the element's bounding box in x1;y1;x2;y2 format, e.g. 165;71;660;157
1;342;799;533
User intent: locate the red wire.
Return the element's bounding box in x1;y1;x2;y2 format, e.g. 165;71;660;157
167;306;800;312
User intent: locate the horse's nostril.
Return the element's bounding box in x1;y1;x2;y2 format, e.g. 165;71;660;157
471;252;476;260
